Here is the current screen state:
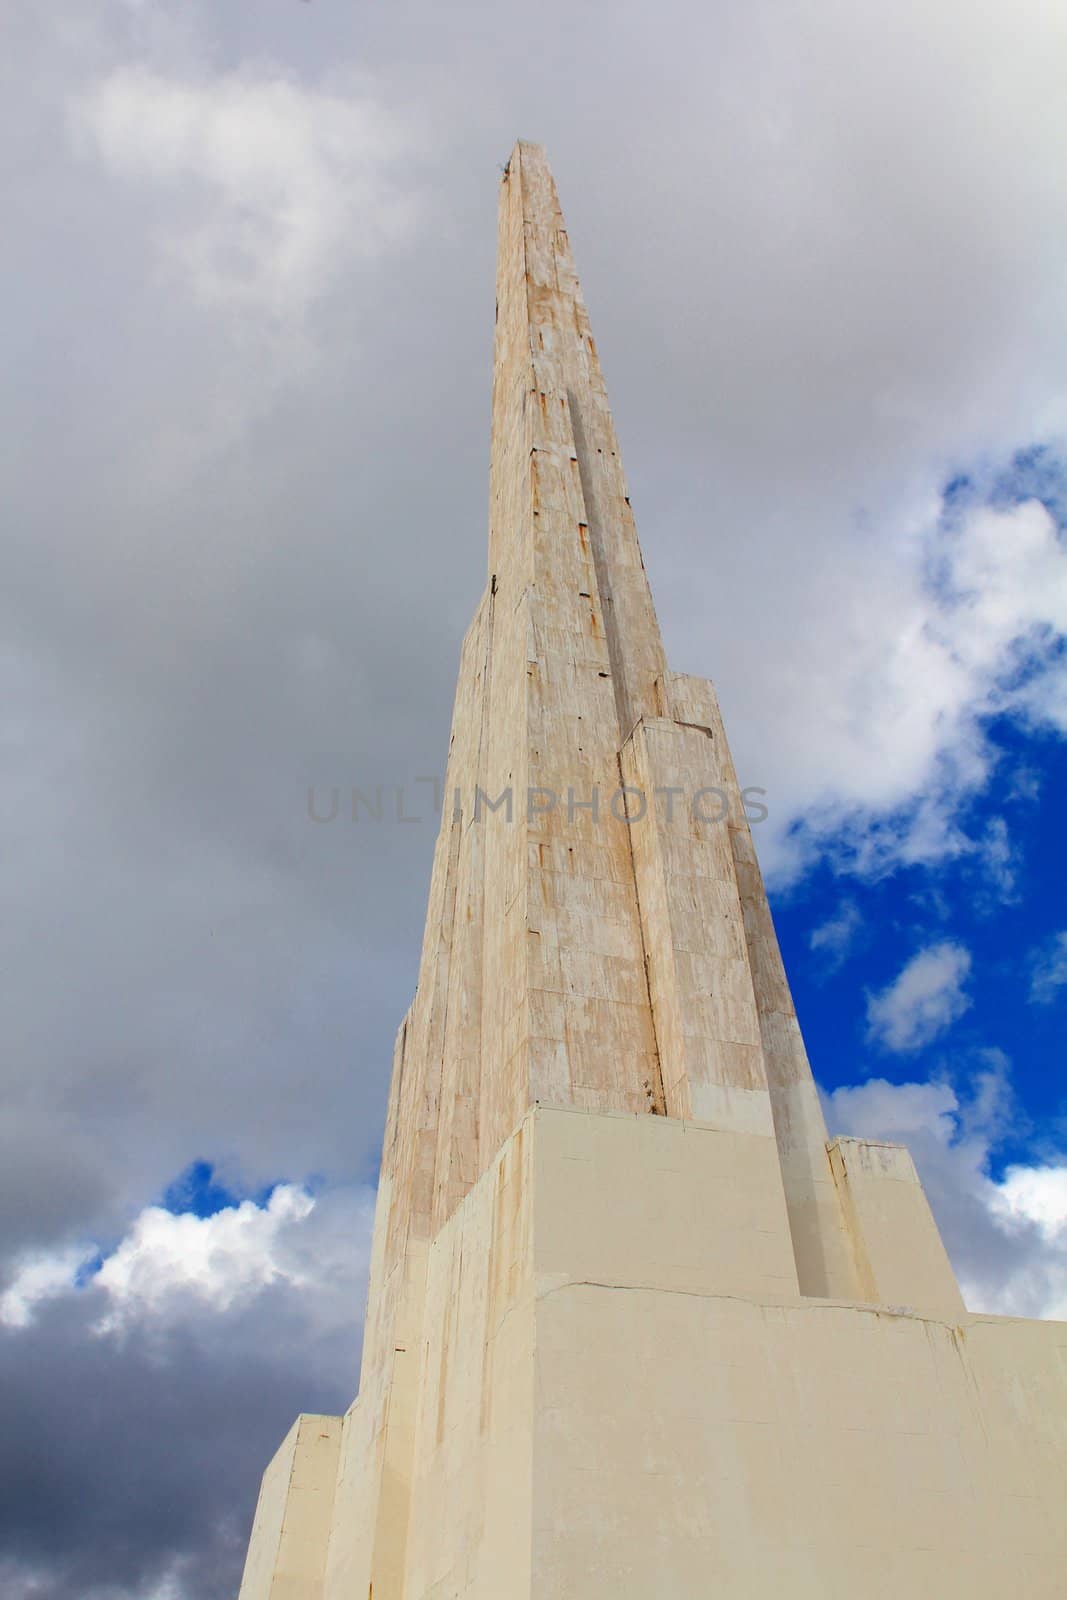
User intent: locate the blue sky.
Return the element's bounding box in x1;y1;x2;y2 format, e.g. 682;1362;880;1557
780;712;1067;1153
774;454;1067;1180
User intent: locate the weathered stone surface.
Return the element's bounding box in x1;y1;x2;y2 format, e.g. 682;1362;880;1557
238;1415;340;1600
237;144;1067;1600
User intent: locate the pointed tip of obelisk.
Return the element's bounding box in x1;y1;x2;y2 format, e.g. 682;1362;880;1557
503;139;549;174
501;143;559;221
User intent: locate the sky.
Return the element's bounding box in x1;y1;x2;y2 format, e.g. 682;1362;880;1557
2;1;1067;1594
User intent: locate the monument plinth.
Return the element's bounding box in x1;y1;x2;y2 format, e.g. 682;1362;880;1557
238;143;1067;1600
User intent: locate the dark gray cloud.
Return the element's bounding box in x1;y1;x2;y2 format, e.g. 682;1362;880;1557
0;1183;370;1599
0;1287;353;1600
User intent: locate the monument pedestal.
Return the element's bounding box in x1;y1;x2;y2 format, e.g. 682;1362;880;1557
242;1107;1067;1600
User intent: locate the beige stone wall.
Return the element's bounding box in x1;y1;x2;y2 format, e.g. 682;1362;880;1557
237;1414;341;1600
535;1289;1067;1597
316;1109;1067;1599
401;1116;535;1600
829;1135;965;1318
530;1110;1067;1598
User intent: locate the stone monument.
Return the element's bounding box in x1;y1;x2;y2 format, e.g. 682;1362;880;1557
237;143;1067;1600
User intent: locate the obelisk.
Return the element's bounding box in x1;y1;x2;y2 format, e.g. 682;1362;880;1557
237;143;1067;1600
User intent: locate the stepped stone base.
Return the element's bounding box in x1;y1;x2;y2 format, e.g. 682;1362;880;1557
239;1107;1067;1600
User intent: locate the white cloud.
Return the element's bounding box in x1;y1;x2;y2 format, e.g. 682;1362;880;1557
832;1076;961;1147
758;493;1067;883
1029;930;1067;1003
948;497;1067;683
826;1061;1067;1321
992;1165;1067;1240
0;1243;97;1329
72;66;418;318
976;815;1019;904
1006;765;1042;804
93;1184;314;1328
866;940;972;1052
809;899;862;969
0;1179;375;1335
